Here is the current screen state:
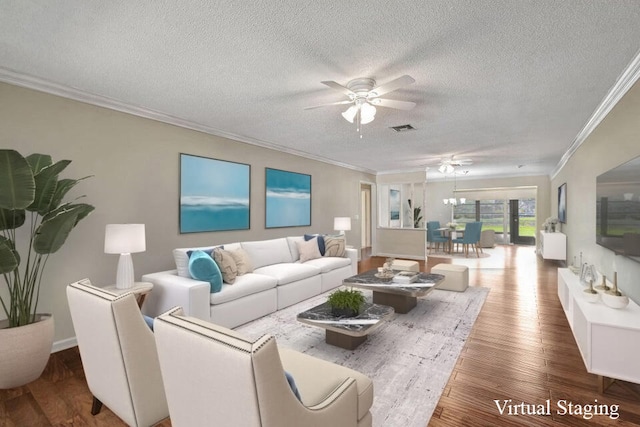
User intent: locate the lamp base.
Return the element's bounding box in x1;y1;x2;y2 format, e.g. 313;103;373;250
115;253;135;289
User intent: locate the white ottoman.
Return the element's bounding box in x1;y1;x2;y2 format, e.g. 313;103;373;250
431;264;469;292
390;259;420;272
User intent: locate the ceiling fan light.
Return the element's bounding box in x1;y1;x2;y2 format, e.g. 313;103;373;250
360;103;376;124
438;164;454;174
341;105;358;123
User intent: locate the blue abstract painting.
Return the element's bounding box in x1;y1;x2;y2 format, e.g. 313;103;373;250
180;154;250;233
265;168;311;228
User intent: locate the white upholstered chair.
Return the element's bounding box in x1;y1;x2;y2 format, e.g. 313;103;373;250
66;279;169;427
154;307;374;427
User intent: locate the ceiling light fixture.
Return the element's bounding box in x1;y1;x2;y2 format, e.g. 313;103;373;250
306;76;416;139
341;99;377;138
438;163;455;174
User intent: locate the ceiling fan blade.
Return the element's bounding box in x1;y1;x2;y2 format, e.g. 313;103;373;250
321;81;355;97
369;75;415;97
304;100;353;110
370;98;416;110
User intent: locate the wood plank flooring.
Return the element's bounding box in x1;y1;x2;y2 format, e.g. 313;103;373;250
1;245;639;426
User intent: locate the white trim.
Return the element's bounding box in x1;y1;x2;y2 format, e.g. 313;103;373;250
52;336;77;353
0;67;376;175
551;49;640;179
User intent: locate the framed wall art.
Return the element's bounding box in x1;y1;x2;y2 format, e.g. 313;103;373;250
179;153;250;233
265;168;311;228
558;182;567;223
389;189;401;221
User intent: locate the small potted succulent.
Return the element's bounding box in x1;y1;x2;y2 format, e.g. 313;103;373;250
327;288;365;318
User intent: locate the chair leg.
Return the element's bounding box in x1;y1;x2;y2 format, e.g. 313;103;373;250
91;396;103;415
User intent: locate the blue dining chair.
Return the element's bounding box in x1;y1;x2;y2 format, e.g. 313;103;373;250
452;222;483;257
427;221;448;253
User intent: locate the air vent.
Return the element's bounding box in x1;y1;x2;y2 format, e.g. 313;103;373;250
390;124;416;132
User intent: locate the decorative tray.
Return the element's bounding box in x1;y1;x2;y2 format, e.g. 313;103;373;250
374;272;395;279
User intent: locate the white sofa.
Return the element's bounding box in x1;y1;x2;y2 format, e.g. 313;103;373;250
142;236;358;328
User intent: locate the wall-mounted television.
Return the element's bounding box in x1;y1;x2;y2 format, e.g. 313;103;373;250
596;155;640;263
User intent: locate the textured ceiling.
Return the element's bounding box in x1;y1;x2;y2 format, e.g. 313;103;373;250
1;1;640;180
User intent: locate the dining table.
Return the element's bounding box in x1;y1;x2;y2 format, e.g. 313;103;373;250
436;227;466;254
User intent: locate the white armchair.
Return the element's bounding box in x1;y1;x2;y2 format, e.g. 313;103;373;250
154;307;374;427
66;279;169;426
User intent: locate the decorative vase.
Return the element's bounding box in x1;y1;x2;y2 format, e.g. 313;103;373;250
0;314;54;389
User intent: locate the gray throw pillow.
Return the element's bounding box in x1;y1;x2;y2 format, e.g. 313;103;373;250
212;248;238;284
323;235;346;257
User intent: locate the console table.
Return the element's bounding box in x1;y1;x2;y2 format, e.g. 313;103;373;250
557;268;640;392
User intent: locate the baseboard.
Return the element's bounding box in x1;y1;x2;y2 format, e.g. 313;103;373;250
52;336;77;353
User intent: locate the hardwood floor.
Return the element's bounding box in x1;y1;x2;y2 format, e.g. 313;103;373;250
2;245;639;426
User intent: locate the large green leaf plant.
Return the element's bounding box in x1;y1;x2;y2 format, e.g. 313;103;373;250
0;149;94;328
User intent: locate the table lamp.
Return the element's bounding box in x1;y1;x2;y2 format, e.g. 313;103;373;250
334;217;352;245
104;224;146;289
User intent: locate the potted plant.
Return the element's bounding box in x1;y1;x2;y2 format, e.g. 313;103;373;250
407;199;422;228
0;149;94;388
327;288;365;318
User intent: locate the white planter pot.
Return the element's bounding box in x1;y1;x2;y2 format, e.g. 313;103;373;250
0;314;54;389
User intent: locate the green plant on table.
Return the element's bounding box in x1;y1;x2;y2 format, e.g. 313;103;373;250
0;149;94;328
327;288;365;314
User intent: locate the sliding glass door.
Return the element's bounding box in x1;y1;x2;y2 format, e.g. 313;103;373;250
453;198;536;245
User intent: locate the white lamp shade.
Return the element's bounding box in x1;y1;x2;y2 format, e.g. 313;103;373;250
341;105;358;123
334;217;352;232
360;103;376;124
104;224;146;254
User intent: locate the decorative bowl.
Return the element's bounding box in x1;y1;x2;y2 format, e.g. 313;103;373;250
583;289;600;303
601;292;629;309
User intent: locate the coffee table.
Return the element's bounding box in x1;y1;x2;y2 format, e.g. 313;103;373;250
343;270;445;314
297;302;394;350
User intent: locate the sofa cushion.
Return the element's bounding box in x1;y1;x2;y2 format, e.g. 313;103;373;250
209;273;277;305
323;235;346;257
254;263;320;286
303;256;351;274
175;245;222;278
304;234;325;255
188;250;223;293
286;236;305;261
212;248;238;284
296;237;322;263
279;347;373;421
241;238;293;269
229;248;253;275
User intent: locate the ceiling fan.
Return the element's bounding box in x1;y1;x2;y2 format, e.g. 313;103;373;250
305;75;416;137
438;156;473;174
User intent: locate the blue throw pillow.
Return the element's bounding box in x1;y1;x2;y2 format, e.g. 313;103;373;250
285;371;302;401
186;247;220;258
304;234;325;256
143;315;155;331
188;250;223;293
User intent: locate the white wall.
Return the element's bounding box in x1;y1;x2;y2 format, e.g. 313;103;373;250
552;79;640;304
0;82;374;345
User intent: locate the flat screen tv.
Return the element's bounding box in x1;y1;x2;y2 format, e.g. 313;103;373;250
596;155;640;263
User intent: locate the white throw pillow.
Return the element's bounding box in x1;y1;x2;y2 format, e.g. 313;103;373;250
296;237;322;263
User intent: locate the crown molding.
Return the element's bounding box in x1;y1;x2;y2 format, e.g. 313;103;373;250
551;49;640;179
0;67;376;175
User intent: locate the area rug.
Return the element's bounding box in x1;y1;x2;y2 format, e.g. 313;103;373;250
236;286;489;427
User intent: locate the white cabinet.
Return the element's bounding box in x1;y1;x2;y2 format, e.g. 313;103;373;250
557;268;640;386
539;231;566;260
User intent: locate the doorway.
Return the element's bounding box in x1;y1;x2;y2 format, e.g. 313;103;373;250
509;199;536;245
